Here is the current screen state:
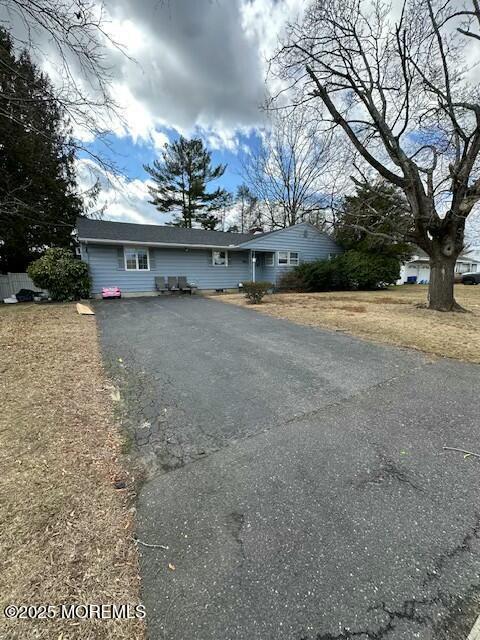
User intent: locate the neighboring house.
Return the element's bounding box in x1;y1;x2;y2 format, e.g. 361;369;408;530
398;248;480;284
465;247;480;263
76;218;342;296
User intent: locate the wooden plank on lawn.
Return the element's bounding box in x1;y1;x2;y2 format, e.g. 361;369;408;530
76;303;95;315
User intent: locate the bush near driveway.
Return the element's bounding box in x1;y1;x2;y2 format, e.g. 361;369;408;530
243;281;273;304
280;251;400;292
27;247;91;301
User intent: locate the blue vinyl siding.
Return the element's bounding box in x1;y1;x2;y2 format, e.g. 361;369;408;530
241;223;342;284
80;223;342;293
82;244;252;294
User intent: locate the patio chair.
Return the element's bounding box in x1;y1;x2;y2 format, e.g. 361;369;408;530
167;276;179;292
155;276;168;294
178;276;195;294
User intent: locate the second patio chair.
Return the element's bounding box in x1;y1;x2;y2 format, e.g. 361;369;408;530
167;276;179;292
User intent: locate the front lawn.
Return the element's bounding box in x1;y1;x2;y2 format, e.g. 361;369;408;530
214;285;480;363
0;303;143;640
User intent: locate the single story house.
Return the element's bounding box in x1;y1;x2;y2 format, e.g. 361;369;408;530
76;218;342;296
398;248;480;284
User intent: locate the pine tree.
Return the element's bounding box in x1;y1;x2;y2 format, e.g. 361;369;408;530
144;136;229;229
0;28;85;272
334;181;413;261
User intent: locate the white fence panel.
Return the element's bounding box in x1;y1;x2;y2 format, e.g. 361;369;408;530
0;272;42;299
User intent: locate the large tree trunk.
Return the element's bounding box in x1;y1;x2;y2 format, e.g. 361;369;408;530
427;255;460;311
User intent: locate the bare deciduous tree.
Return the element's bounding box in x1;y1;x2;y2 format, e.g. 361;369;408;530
273;0;480;311
233;184;260;233
0;0;126;158
0;0;132;236
242;109;332;230
447;0;480;41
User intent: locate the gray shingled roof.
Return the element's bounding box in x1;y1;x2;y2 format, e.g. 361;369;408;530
76;217;257;247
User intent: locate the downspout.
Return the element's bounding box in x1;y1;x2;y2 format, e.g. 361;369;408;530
252;250;256;283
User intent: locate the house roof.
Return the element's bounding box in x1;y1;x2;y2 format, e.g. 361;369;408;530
458;254;480;263
411;247;480;263
76;217;259;248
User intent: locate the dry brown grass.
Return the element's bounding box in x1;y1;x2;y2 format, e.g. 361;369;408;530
0;303;144;640
211;285;480;363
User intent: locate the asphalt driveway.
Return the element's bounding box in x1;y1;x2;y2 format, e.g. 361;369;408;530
95;296;480;640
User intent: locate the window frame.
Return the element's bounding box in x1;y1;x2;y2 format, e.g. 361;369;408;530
124;246;150;271
289;251;299;266
212;250;229;267
264;252;274;267
277;251;299;267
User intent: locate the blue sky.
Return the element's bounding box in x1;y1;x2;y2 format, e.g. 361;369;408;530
78;125;265;226
83;129;260;193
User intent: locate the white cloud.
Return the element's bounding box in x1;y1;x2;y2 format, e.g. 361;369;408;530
241;0;306;62
151;130;170;151
1;0;307;153
76;158;169;225
97;0;276;150
108;82;159;143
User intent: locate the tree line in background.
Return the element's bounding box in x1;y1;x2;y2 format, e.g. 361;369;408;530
143;108;336;234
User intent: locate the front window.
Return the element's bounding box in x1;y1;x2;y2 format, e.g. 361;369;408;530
264;253;274;267
277;251;299;266
212;250;228;266
125;247;149;271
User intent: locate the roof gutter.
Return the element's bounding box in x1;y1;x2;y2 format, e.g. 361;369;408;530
77;237;244;250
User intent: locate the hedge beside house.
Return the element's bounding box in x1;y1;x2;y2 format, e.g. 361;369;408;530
279;251;400;292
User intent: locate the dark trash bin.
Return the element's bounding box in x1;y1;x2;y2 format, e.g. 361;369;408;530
15;288;37;302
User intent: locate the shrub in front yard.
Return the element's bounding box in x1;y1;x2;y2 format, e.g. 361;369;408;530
282;251;400;292
27;247;91;301
242;281;273;304
340;251;400;289
277;269;308;291
280;257;345;291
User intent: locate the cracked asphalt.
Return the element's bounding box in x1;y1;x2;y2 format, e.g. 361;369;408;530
95;296;480;640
